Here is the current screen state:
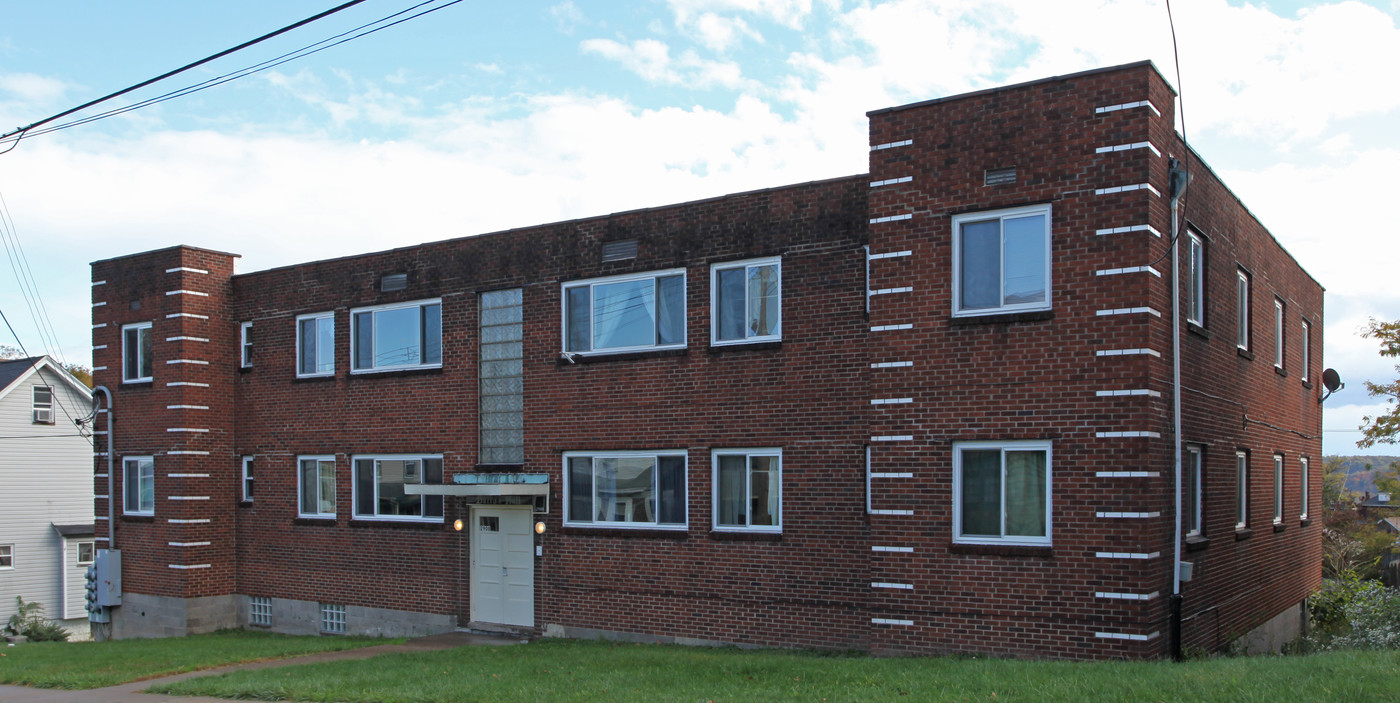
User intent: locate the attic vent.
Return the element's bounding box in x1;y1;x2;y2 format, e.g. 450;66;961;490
985;168;1017;186
380;273;407;292
601;239;638;262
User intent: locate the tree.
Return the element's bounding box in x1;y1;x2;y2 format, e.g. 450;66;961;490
1375;460;1400;498
1322;456;1350;509
1359;318;1400;448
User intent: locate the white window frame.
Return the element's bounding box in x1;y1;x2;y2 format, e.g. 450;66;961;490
563;450;688;530
32;385;54;424
951;203;1052;317
1274;298;1285;370
295;312;335;378
297;455;337;519
952;440;1052;546
561;269;687;356
711;448;782;533
0;545;12;569
1236;270;1250;351
351;454;445;522
1300;319;1311;383
241;456;254;502
240;322;253;368
1273;454;1284;525
1235;450;1248;529
349;299;443;374
123;456;155;516
1186;445;1203;537
1187;231;1205;326
122;321;153;382
710;257;782;345
1300;456;1310;520
77;542;95;565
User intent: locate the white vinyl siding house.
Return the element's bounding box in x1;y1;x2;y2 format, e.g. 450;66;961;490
0;357;95;638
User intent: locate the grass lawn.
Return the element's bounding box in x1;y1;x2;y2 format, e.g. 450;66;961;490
154;638;1400;703
0;629;399;690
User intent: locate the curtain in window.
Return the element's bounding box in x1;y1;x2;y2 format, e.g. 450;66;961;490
593;280;654;349
1003;450;1046;537
656;275;684;345
960;449;1001;536
959;220;1001;310
717;269;746;340
750;455;778;526
718;455;745;525
748;265;779;337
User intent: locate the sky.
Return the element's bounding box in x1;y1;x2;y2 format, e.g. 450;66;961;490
0;0;1397;455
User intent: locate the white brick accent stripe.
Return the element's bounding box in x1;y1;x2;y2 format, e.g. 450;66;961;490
95;537;109;541
95;474;108;479
95;495;108;500
872;582;914;590
166;267;209;274
871;139;913;151
871;361;913;369
871;324;913;332
92;323;107;329
1096;100;1162;116
166;313;209;319
872;618;915;626
92;301;106;308
93;344;107;350
872;546;914;553
95;516;109;521
870;509;915;516
1095;389;1162;398
1096;266;1161;277
166;336;209;342
166;359;209;366
169;542;212;547
167;405;210;410
169;564;212;570
168;473;211;478
1096;431;1161;439
1097;307;1162;318
92;280;106;286
870;214;913;224
871;472;914;478
1096;471;1160;478
167;518;211;524
94;431;108;435
870;176;913;188
1097;348;1161;358
1097;511;1161;519
167;382;210;388
169;496;211;501
166;289;210;297
168;451;212;456
1095;183;1161;197
167;427;210;433
1096;224;1162;237
868;250;912;260
1095;631;1160;641
871;435;913;442
1096;591;1160;601
92;366;107;371
1096;551;1160;559
871;398;913;405
869;286;913;296
1095;142;1161;157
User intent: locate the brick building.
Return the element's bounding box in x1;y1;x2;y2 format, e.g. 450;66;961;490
88;61;1323;658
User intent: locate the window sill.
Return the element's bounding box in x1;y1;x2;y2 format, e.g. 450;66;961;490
1234;527;1253;541
238;366;253;374
1236;348;1254;361
120;380;153;389
121;514;155;523
949;542;1053;558
1302;380;1314;390
560;526;688;539
1187;322;1210;340
1185;535;1209;552
707;341;782;355
293;517;337;526
1273;522;1287;533
948;310;1053;327
238;500;254;508
1274;366;1287;378
1299;517;1312;528
558;348;688;365
293;375;337;384
348;366;443;380
349;518;446;530
708;530;782;542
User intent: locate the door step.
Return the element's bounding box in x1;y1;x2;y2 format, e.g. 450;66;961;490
463;622;534;637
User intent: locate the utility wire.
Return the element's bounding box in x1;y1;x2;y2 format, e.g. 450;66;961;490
1147;0;1190;270
0;190;68;368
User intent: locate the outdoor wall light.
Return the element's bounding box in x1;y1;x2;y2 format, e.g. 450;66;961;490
453;519;463;532
535;521;546;534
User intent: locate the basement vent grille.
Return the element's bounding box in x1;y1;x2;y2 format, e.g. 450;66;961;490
985;168;1017;186
601;239;638;262
380;273;407;292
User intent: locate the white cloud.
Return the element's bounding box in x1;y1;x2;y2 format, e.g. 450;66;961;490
693;13;762;52
549;1;586;34
580;38;754;90
665;0;814;29
0;72;74;105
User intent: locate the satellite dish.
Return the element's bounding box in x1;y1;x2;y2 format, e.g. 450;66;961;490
1319;368;1344;403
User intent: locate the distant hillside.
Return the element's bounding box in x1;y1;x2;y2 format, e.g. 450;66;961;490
1327;455;1400;495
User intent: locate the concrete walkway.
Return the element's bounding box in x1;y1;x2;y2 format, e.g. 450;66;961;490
0;631;525;703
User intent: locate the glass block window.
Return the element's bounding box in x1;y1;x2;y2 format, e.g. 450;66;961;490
249;596;272;626
320;603;346;634
480;289;524;464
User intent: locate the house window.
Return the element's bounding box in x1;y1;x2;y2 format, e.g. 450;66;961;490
564;451;687;529
298;456;336;518
122;322;153;382
77;542;95;565
320;603;346;634
711;258;781;345
249;596;272;627
240;322;253;368
123;456;155;516
352;455;444;521
1300;457;1310;520
1301;319;1311;384
296;312;335;377
32;386;54;424
0;545;12;569
562;270;686;355
1236;270;1250;350
241;456;254;502
951;204;1051;316
1235;450;1249;529
713;449;781;532
1187;231;1205;327
1274;299;1285;370
1186;446;1203;537
953;441;1051;546
351;299;442;372
1273;454;1284;524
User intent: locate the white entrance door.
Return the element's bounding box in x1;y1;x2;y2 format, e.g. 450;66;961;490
470;507;534;627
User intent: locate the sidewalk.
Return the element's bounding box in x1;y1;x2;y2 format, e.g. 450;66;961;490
0;631;525;703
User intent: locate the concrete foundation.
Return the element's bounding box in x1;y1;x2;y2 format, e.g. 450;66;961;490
543;623;755;649
111;593;239;639
1234;600;1307;654
239;595;456;638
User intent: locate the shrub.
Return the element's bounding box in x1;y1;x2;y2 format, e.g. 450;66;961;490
4;596;70;642
1327;581;1400;650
